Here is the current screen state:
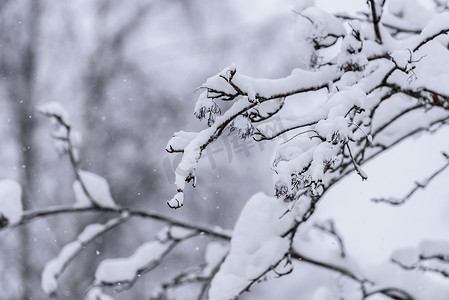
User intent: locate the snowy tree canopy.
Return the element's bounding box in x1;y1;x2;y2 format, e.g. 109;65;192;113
165;0;449;298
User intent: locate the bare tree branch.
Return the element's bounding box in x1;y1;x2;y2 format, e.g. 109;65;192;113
368;0;384;43
313;220;346;258
373;152;449;206
3;205;231;240
94;230;199;293
335;13;421;35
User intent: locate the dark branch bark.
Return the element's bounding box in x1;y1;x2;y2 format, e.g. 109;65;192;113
368;0;383;43
5;205;231;240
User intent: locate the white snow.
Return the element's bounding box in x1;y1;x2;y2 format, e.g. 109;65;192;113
167;191;184;208
95;241;172;284
203;64;340;101
72;170;116;207
166;131;198;153
203;242;229;276
272;85;368;201
42;242;79;295
392;239;449;267
0;179;22;224
208;192;294;299
385;0;435;30
41;218;123;295
293;7;346;69
157;225;194;242
37;101;70;125
85;287;114;300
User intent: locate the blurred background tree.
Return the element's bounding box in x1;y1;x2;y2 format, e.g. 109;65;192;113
0;0;295;298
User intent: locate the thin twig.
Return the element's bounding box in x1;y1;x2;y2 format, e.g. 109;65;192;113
5;205;231;240
346;142;368;180
293;251;415;300
368;0;383;43
97;231;199;292
372;154;449;206
313;220;346;258
39;111;101;207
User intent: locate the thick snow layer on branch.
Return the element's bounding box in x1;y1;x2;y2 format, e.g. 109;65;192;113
419;240;449;257
385;0;435;30
294;7;345;68
203;65;340;101
194;91;222;125
0;179;22;224
169;97;253;207
388;41;449;97
41;218;123;295
391;248;420;266
203;242;229;276
37;101;70;125
203;65;239;97
297;7;346;42
95;241;172;284
73;171;116;207
42;242;79;295
157;225;194;242
416;12;449;47
365;261;449;299
208;193;293;299
273;86;366;198
166;130;198;153
392;240;449;266
232;66;339;100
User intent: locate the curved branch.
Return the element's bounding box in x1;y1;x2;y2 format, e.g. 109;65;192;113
334;13;421;35
95;231;198;292
372;153;449;205
292;251;416;300
42;216;128;296
368;0;384;43
6;205;231;240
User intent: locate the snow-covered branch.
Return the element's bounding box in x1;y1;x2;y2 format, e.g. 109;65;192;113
9;204;231;240
42;216;129;296
313;219;346;258
92;226;198;292
38;102;116;208
392;240;449;279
